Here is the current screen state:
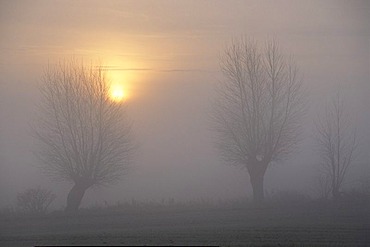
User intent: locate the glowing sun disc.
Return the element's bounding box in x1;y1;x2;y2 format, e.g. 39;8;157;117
110;87;125;102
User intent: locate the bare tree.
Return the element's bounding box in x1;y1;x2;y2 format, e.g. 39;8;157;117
35;60;134;212
213;39;305;203
17;187;56;215
315;91;357;199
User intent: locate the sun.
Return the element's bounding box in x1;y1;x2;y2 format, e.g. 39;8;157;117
109;85;125;102
105;62;137;102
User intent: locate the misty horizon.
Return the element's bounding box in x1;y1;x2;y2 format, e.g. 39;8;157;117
0;1;369;245
1;0;369;209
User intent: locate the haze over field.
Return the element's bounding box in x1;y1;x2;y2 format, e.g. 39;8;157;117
0;0;369;210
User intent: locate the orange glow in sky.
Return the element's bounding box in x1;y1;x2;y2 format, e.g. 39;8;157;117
101;55;148;103
109;84;125;102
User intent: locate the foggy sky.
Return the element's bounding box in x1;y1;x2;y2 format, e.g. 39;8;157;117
0;0;369;208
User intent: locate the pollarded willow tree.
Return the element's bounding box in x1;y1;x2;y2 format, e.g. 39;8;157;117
213;39;306;203
35;60;134;212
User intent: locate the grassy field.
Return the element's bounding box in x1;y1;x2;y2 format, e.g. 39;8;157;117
1;199;369;246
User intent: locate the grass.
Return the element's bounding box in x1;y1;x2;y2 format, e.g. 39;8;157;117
1;193;369;246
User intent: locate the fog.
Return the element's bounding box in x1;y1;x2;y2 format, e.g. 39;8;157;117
0;0;369;212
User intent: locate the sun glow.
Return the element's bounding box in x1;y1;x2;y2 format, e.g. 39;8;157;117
107;70;128;102
103;57;145;102
110;85;125;102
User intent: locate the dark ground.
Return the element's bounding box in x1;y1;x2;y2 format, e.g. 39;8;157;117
1;200;369;246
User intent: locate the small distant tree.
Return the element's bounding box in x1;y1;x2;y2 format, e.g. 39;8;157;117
34;59;134;212
315;91;357;199
213;38;305;203
17;187;56;214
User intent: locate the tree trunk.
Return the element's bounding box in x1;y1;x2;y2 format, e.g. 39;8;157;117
248;163;267;204
65;180;92;212
250;172;264;203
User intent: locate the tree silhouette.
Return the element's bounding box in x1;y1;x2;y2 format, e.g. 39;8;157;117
213;39;305;203
315;90;357;199
35;60;134;212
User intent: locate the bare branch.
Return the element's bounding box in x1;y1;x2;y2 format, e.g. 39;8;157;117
214;39;305;168
34;59;134;186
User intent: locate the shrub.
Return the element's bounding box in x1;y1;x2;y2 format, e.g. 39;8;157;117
17;187;56;215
